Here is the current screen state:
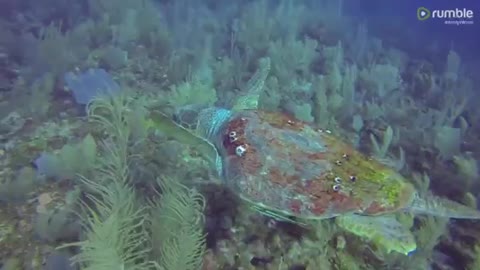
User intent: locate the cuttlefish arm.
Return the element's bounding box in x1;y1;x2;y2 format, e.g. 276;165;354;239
336;192;480;256
408;192;480;219
336;215;417;255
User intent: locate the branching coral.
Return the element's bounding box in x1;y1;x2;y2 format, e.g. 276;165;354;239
62;95;154;269
167;79;218;108
63;94;207;270
268;37;318;84
150;177;206;270
68;177;153;270
359;63;403;98
87;93;133;146
34;134;97;181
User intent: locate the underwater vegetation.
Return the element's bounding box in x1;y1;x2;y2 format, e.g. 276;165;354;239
0;0;479;269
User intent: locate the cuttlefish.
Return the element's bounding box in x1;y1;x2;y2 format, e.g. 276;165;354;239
146;57;480;255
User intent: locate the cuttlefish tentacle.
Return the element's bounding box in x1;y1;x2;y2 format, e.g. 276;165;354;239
408;192;480;219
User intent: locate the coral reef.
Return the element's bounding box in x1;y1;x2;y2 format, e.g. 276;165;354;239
0;0;479;269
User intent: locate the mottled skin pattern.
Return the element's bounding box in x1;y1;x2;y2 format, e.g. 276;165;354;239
148;56;480;255
213;110;415;220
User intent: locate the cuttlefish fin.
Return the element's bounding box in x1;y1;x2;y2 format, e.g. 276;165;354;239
147;111;219;168
232;57;271;111
408;192;480;219
336;215;416;255
250;202;308;227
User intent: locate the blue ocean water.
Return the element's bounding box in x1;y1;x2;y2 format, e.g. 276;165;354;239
0;1;479;269
349;0;480;57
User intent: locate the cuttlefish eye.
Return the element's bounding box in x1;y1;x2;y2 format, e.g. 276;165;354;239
229;131;238;142
235;145;247;157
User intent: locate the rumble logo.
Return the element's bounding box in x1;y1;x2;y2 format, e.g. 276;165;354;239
417;7;474;25
417;7;431;21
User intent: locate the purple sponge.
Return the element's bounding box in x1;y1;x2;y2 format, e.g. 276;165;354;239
64;68;120;105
